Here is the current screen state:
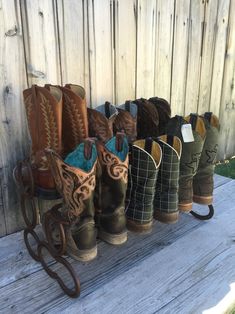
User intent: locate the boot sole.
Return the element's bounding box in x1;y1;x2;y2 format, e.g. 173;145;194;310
154;210;179;224
126;219;152;234
178;202;193;212
193;194;213;205
66;245;97;262
98;228;127;245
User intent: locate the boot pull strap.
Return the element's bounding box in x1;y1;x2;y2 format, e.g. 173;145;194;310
32;85;40;154
116;132;124;152
84;139;94;160
105;101;111;118
144;137;153;154
204;112;212;123
166;135;174;147
189;114;198;131
125;101;131;112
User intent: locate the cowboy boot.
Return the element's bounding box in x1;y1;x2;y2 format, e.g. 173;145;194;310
45;84;89;156
166;114;206;212
95;133;129;244
23;85;62;197
193;112;220;205
154;135;182;223
114;101;138;143
87;107;116;143
148;97;171;135
133;98;159;139
125;138;162;233
45;139;98;261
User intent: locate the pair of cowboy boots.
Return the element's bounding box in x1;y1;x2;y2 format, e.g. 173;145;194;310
125;135;182;233
166;112;220;211
23;84;101;262
87;104;129;244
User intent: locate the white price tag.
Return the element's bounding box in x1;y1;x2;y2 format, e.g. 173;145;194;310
181;124;194;142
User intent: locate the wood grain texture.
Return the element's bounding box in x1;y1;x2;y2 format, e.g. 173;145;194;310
21;0;61;86
184;0;205;115
57;0;90;103
87;0;114;108
209;0;230;117
198;0;219;114
114;0;137;104
218;0;235;160
135;0;156;99
170;0;190;116
0;175;233;313
0;0;30;236
154;0;175;102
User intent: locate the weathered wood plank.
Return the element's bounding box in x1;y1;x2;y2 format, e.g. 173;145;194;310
197;0;219;114
170;0;190;116
154;0;175;102
21;0;61;86
114;0;136;104
87;0;114;107
0;0;29;236
65;198;235;314
184;0;205;115
217;0;235;160
209;0;230;117
56;0;90;103
0;177;234;312
135;0;156;99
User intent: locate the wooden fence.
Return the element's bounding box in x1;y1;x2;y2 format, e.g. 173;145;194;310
0;0;235;236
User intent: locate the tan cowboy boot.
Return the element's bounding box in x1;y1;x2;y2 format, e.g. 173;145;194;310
45;139;98;262
23;85;62;196
45;84;88;156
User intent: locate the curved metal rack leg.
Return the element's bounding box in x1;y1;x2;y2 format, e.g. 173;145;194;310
190;204;214;220
13;161;81;298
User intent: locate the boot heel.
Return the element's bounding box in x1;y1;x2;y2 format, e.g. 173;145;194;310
98;228;127;245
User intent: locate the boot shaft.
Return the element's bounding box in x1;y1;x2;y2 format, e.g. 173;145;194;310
126;138;162;226
45;139;97;219
23;85;63;189
154;135;181;223
193;112;220;204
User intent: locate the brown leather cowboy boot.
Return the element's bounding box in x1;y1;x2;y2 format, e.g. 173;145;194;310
148;97;171;135
23;85;62;197
45;139;98;262
45;84;88;156
114;101;137;143
95;133;129;245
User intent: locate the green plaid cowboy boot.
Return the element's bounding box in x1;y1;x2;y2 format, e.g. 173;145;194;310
125;138;162;233
153;135;182;223
193;113;220;205
95;133;129;244
45;139;98;262
166;114;206;212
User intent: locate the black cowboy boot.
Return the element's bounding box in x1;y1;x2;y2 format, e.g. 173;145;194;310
95;133;129;244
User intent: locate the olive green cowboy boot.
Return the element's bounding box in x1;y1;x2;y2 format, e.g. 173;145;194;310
166;114;206;212
125;138;162;233
45;139;98;262
193;112;220;205
154;135;182;223
95;133;129;244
